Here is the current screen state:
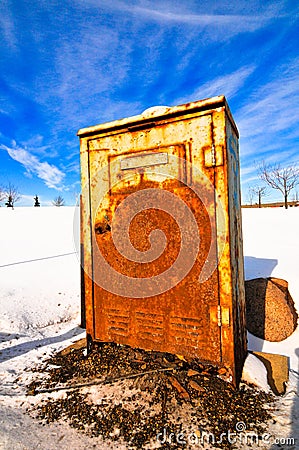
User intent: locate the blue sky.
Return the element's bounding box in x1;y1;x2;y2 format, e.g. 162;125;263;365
0;0;298;206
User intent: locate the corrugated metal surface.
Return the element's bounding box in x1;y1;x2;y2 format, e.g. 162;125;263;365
78;96;247;385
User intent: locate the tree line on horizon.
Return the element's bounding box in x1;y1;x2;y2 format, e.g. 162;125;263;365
0;183;65;207
1;160;298;209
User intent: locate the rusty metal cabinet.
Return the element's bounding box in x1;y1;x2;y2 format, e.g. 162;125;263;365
78;96;247;385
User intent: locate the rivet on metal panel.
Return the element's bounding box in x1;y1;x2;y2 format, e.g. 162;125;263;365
210;306;230;327
217;306;222;327
211;144;216;166
204;145;215;168
204;145;224;167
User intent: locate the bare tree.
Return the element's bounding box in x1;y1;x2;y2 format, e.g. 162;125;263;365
259;162;299;209
292;190;299;203
72;190;80;206
0;186;5;204
5;183;21;208
246;186;255;206
52;195;65;207
250;185;268;208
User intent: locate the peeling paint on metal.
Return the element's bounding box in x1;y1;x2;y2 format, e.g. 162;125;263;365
78;96;247;386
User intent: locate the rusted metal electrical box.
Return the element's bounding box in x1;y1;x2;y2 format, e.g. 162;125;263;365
78;96;247;386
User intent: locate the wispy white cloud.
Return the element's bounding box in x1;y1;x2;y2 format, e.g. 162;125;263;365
18;135;54;157
237;58;299;201
133;9;269;31
176;65;256;104
24;26;139;130
81;0;276;31
240;147;297;182
239;94;299;139
61;159;80;175
0;143;65;190
0;1;280;136
0;9;18;51
236;58;299;157
1;0;297;207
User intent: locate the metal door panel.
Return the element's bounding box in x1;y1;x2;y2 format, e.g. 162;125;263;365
89;136;221;364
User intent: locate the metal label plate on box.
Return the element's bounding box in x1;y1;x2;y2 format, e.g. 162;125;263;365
120;152;168;170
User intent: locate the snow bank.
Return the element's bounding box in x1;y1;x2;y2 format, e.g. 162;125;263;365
241;353;270;392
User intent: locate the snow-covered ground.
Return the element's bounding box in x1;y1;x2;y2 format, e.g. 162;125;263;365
242;207;299;371
0;206;298;449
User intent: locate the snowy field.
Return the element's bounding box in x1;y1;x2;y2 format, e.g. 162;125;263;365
242;207;299;371
0;206;298;449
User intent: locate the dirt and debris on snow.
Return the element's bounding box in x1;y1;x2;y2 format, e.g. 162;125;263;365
26;342;275;449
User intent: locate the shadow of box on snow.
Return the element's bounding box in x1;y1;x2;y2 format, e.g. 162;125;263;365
245;277;298;342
